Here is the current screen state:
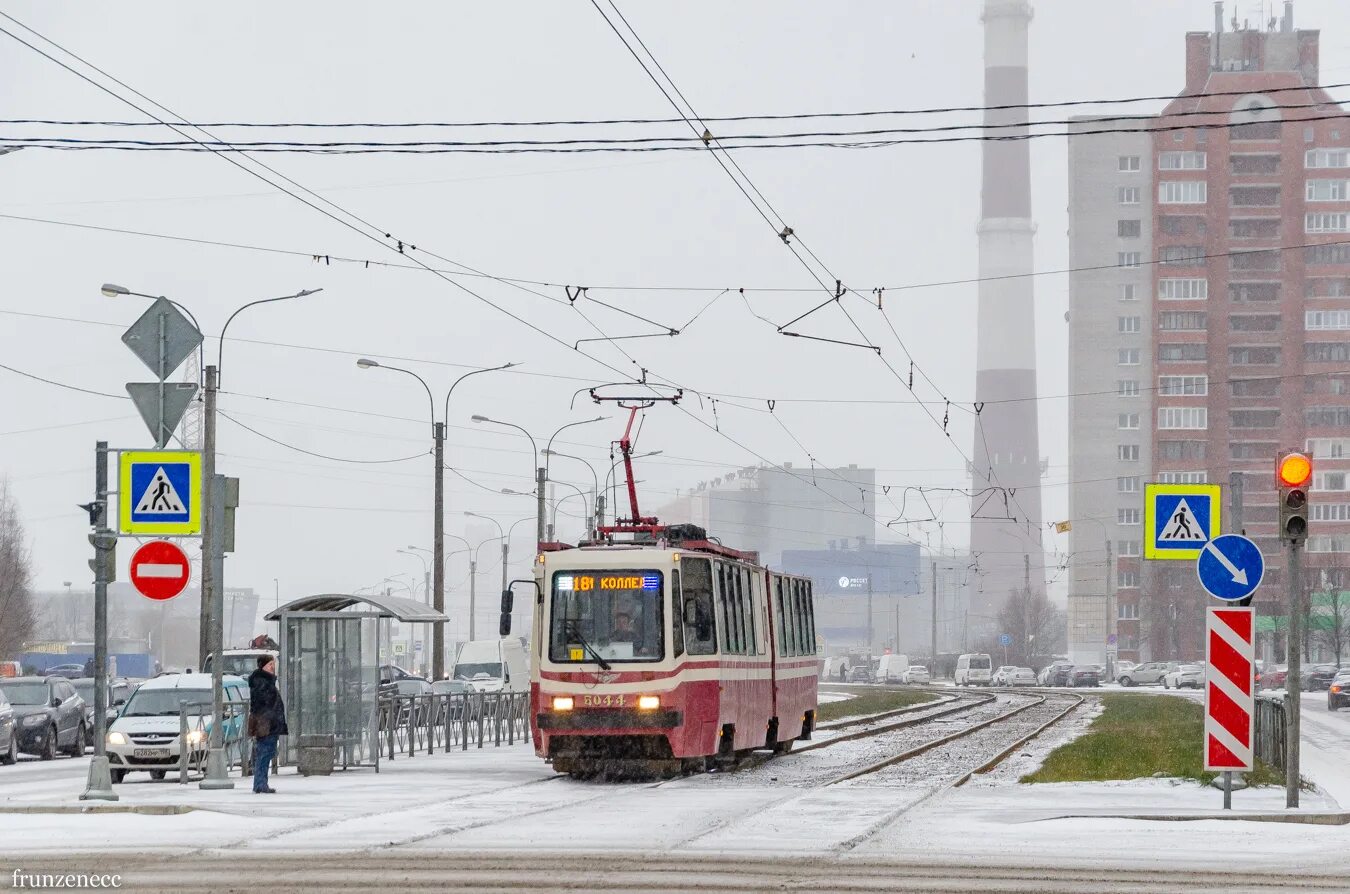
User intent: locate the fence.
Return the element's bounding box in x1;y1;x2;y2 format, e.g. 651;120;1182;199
1253;694;1287;772
173;698;253;783
378;691;530;762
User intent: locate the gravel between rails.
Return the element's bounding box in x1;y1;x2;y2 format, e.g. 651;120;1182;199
685;694;1041;789
849;695;1084;788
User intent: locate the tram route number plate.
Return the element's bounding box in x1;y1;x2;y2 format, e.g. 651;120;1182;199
581;694;627;708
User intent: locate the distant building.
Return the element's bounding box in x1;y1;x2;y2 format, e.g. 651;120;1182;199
780;542;921;653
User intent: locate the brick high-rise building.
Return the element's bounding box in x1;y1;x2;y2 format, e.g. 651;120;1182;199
1068;3;1350;665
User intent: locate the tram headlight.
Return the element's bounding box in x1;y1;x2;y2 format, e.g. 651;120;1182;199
551;696;574;711
637;695;660;711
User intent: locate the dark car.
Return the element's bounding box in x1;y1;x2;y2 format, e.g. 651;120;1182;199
44;664;87;680
1044;663;1075;687
1328;671;1350;711
0;677;86;760
1303;664;1342;691
0;687;17;765
72;678;131;748
1070;666;1101;688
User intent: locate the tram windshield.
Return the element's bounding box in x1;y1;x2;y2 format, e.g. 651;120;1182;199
549;570;664;663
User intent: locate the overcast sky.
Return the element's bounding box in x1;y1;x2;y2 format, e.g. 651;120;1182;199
5;1;1350;634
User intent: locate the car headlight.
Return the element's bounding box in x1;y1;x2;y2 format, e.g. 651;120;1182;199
185;729;206;747
22;715;46;727
637;695;660;711
551;696;574;711
106;731;128;746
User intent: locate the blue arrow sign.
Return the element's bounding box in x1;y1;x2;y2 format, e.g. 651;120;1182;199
1196;534;1264;602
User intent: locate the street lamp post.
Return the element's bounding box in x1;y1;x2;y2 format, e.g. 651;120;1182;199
543;448;600;539
104;282;319;793
358;360;513;680
398;548;431;606
472;415;543;545
547;482;589;543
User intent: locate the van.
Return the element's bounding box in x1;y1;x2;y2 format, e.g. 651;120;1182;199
104;672;247;783
875;654;909;683
821;656;850;682
452;638;528;693
955;653;992;686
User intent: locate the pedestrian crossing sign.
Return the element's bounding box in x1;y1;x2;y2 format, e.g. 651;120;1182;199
1144;482;1221;560
118;450;202;536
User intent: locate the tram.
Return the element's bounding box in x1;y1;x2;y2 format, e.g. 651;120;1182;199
525;408;819;777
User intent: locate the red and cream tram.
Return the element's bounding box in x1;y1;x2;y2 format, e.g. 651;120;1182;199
530;529;819;777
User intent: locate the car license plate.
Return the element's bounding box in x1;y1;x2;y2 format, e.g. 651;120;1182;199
133;748;170;758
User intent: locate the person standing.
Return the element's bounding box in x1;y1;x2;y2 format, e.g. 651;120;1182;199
247;655;287;794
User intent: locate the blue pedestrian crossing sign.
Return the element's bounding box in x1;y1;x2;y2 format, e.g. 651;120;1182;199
1144;483;1221;560
1196;534;1264;602
118;450;202;536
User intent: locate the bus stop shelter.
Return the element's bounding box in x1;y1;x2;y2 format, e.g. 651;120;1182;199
265;592;447;771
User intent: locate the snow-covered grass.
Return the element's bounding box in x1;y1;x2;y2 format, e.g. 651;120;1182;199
815;687;936;722
1021;693;1282;786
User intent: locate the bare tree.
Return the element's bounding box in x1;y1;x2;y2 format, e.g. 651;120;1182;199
1306;558;1350;664
997;586;1064;669
0;480;36;658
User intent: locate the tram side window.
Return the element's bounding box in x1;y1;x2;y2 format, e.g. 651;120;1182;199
803;581;816;655
715;563;732;654
783;580;797;657
793;580;808;656
671;569;685;657
682;558;717;655
743;568;759;655
734;567;748;655
773;577;787;656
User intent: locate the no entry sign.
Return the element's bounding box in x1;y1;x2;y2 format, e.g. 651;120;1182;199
129;540;192;601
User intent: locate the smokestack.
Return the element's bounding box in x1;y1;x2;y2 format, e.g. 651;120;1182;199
1214;2;1224;70
1284;1;1294;32
972;0;1044;620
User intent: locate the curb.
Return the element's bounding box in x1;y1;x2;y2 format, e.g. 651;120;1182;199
1050;811;1350;826
0;804;197;816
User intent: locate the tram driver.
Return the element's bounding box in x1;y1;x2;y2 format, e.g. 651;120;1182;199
609;607;655;658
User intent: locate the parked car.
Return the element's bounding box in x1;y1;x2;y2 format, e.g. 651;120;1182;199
846;663;874;683
1069;666;1101;688
1163;664;1203;689
1009;667;1036;686
1303;664;1342;691
991;666;1018;686
72;678;133;748
1113;660;1137;682
955;653;992;686
0;686;16;765
1117;661;1178;687
44;664;87;680
104;672;247;783
393;678;434;697
0;676;86;760
1041;662;1074;687
204;648;278;679
902;665;931;684
1262;665;1288;689
1328;670;1350;711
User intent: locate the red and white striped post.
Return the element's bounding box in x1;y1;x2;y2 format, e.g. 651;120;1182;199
1204;606;1255;808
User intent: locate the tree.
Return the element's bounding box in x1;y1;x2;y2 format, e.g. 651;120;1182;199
997;586;1064;668
0;480;36;658
1306;560;1350;664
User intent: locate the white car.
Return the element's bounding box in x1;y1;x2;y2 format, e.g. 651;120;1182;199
1163;664;1203;689
901;665;930;684
1009;667;1036;686
1113;660;1137;682
105;672;247;783
991;666;1019;686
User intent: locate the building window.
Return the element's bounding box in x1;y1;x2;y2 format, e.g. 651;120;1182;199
1117;508;1141;526
1307;311;1350;331
1118;476;1141;493
1160;245;1206;266
1159;311;1207;331
1305;375;1350;395
1159;151;1207;170
1118;186;1141;205
1118;252;1142;268
1230;441;1276;459
1117;316;1141;333
1231;409;1281;428
1158;407;1208;429
1311;503;1350;522
1118;284;1138;301
1230;283;1280;303
1309;536;1350;553
1307;213;1350;234
1158;343;1207;362
1118;570;1141;588
1307;148;1350;169
1117;540;1141;557
1307;438;1350;458
1158;440;1207;461
1231;154;1280;175
1307;179;1350;201
1117;219;1141;238
1306;278;1350;297
1158;278;1207;300
1305;243;1350;265
1119;155;1141;172
1117;444;1140;462
1231;378;1280;398
1158;375;1208;396
1230;314;1280;332
1117;413;1140;430
1229;218;1280;239
1159;181;1207;204
1306;406;1350;427
1118;348;1141;365
1231;186;1281;207
1118;603;1140;620
1314;471;1350;491
1158;470;1209;484
1117;380;1140;397
1231;249;1280;271
1229;346;1281;365
1305;342;1350;363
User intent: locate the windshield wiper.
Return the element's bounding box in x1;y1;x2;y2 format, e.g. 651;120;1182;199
564;619;611;671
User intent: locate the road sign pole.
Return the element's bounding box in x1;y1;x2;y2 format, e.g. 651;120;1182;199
81;442;118;802
200;472;233;790
1286;539;1302;809
199;365;217;668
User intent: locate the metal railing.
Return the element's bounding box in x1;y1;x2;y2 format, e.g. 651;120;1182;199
377;691;530;761
173;698;253;783
1253;694;1287;772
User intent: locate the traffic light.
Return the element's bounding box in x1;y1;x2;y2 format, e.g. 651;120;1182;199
1277;451;1312;543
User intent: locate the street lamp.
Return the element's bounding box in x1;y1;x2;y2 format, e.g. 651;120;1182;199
464;512;504;642
397;549;431;605
547;480;589;542
543;448;600;538
105;281;319;794
359;360;514;680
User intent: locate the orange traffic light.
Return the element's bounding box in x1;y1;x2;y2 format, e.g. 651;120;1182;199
1278;452;1312;488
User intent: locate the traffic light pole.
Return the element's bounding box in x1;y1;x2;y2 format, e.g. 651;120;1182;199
81;441;117;802
1285;539;1302;809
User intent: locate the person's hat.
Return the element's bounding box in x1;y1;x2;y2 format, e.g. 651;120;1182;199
257;655;273;670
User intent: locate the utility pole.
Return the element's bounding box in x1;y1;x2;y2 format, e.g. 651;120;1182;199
1286;539;1302;808
199;470;233;791
866;572;874;656
499;540;510;624
198;365;217;668
469;556;478;642
1104;537;1113;680
536;466;547;546
81;442;117;802
433;421;445;680
930;559;938;675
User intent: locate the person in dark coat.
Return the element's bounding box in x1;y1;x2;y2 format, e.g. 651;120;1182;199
247;655;288;794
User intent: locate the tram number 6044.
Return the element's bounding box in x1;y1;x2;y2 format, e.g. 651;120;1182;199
581;694;627;708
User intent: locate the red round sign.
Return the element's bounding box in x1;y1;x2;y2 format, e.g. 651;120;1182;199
129;540;192;601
